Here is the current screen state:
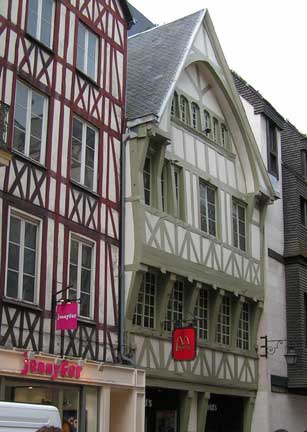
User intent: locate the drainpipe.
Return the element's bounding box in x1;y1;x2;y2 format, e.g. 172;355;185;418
118;129;137;365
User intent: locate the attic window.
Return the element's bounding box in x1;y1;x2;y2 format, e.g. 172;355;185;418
213;117;219;143
171;92;179;118
180;96;190;125
221;124;228;148
191;103;201;130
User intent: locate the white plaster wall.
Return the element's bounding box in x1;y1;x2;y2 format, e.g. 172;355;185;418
265;258;287;377
270;393;307;431
239;93;307;432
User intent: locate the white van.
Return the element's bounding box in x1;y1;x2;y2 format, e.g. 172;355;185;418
0;401;62;431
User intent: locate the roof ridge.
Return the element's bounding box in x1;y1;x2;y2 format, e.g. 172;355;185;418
128;9;205;40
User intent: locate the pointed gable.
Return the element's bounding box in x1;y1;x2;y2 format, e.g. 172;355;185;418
126;10;205;121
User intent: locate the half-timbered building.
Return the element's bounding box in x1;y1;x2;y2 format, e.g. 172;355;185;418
0;1;145;430
124;10;275;432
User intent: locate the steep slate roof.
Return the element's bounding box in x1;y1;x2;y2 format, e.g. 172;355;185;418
127;3;156;37
232;71;284;130
126;10;205;121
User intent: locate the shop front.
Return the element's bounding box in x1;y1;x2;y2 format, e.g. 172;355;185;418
145;386;247;432
0;348;145;432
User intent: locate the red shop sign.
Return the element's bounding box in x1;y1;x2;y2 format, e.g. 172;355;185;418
21;352;83;380
56;302;78;331
172;326;196;361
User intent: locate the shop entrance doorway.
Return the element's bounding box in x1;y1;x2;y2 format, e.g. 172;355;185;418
205;394;243;432
145;387;180;432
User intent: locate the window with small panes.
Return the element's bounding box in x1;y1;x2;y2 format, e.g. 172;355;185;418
68;237;94;319
216;296;231;345
164;280;185;332
133;272;157;329
180;96;190;125
237;302;250;350
191;103;201;130
194;287;209;340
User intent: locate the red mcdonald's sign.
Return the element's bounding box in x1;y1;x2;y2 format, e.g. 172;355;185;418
172;326;196;361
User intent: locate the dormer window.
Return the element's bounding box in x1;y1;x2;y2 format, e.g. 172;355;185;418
171;92;179;118
191;103;201;130
180;96;190;125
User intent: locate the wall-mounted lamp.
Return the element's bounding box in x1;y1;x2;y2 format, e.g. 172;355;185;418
260;335;297;366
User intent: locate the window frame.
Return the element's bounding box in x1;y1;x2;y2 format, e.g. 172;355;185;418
26;0;55;48
232;199;247;252
77;22;99;82
5;208;42;304
171;92;179;118
267;119;279;179
133;271;157;329
161;161;170;213
180;96;190;125
143;155;152;206
301;150;307;178
191;102;201;130
236;302;250;350
221;123;228;148
71;116;98;192
164;280;185;332
203;110;211;135
199;179;217;237
216;295;231;345
300;196;307;226
13;81;48;165
194;286;209;340
213;117;219;143
68;234;95;319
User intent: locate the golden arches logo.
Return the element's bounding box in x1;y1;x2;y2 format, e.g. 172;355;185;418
175;335;192;352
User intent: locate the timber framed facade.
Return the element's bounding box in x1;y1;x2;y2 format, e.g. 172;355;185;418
0;1;144;431
125;10;275;432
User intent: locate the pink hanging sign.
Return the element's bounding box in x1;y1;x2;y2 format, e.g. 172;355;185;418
56;302;78;330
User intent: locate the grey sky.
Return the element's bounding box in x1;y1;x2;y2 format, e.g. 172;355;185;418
129;0;307;133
